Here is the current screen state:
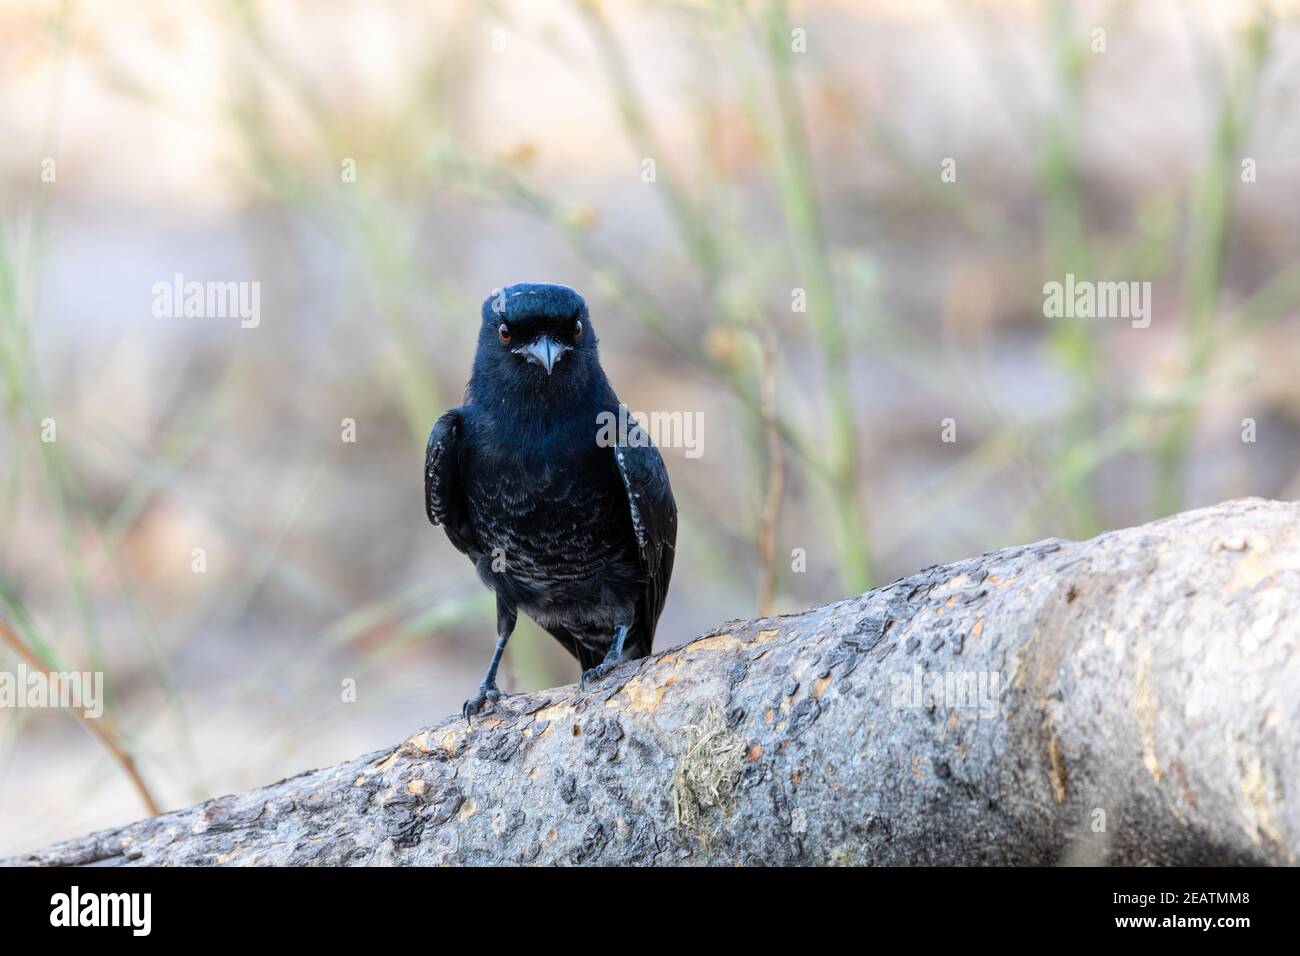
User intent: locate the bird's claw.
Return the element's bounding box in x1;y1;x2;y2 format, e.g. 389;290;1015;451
580;661;619;689
462;683;509;723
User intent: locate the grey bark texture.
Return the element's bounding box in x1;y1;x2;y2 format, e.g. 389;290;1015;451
8;497;1299;866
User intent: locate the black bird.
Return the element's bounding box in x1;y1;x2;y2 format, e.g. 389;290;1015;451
425;283;677;718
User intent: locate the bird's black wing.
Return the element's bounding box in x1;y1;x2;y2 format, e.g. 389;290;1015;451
612;421;677;656
425;409;478;558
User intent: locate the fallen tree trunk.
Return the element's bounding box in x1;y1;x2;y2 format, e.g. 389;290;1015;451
8;497;1299;866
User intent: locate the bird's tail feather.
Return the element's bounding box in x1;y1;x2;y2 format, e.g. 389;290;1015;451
543;624;604;672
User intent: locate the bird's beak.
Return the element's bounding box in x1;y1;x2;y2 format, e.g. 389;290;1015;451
515;335;570;375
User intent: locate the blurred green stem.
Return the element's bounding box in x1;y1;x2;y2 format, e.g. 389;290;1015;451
759;0;872;590
1039;0;1101;538
1154;13;1268;516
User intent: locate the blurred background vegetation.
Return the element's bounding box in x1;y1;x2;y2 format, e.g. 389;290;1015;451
2;0;1300;852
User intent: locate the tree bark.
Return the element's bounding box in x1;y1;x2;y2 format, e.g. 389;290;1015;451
8;497;1299;866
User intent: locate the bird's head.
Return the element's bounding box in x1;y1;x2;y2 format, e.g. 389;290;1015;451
471;283;605;403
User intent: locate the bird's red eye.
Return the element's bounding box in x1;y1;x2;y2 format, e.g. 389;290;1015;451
498;322;511;344
574;319;583;341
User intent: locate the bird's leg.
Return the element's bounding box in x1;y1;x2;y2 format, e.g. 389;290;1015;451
581;623;631;688
463;600;517;722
